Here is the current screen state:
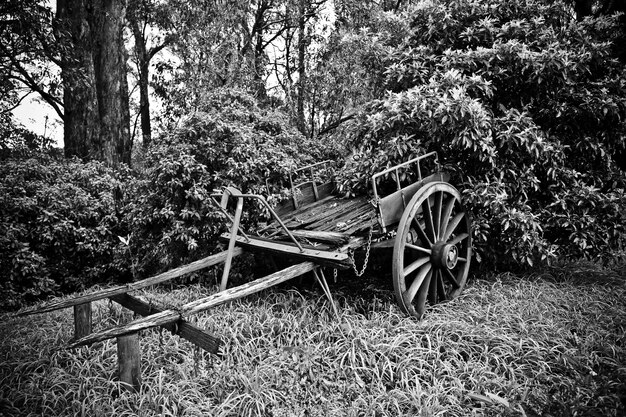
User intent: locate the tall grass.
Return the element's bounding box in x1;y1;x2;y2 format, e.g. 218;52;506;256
1;264;624;416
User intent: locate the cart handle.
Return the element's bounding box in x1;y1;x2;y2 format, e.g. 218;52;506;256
210;190;305;252
370;151;440;202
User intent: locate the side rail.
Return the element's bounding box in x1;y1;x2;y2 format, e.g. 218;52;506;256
287;160;335;210
371;152;448;231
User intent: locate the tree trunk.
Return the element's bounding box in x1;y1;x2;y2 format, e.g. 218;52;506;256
129;15;152;148
57;0;131;166
296;0;307;135
89;0;132;166
57;0;100;161
254;32;268;102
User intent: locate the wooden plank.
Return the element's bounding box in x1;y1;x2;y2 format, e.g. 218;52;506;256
110;294;221;354
316;182;334;200
69;262;317;348
342;214;379;236
294;181;317;207
223;234;351;267
268;195;336;223
283;198;362;228
378;173;449;228
274;230;351;246
313;201;373;232
297;198;368;230
17;248;243;317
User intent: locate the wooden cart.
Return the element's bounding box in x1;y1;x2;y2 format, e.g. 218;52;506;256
17;151;471;390
215;151;472;319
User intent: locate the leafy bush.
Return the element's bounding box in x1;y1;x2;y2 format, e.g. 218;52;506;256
124;88;332;277
336;0;626;268
0;154;129;309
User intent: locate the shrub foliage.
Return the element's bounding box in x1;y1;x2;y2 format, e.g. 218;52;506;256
336;0;626;268
122;89;330;277
0;155;128;308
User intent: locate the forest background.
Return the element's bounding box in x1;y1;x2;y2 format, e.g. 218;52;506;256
1;0;625;309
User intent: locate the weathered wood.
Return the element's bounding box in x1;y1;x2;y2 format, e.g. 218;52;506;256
295;198;368;229
294;181;317;208
314;202;374;232
222;234;351;267
69;262;317;348
272;194;335;221
110;294;221;355
221;197;244;291
17;248;243;317
73;303;92;340
117;333;141;392
378;173;448;229
275;230;351;246
277;197;366;230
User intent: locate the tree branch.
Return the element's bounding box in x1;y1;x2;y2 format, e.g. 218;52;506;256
317;112;356;136
0;90;34;115
1;44;65;120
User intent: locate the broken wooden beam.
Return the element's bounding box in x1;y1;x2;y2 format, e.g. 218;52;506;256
110;294;221;355
69;262;316;348
275;230;351;246
17;248;243;317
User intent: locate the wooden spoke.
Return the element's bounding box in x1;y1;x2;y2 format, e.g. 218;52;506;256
442;212;465;242
439;195;456;239
404;257;430;277
411;219;432;246
406;243;431;255
421;197;436;242
403;263;432;305
448;232;469;247
428;269;438;304
432;191;443;240
437;271;446;301
414;271;432;317
443;268;460;289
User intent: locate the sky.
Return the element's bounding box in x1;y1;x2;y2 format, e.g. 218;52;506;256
12;97;64;147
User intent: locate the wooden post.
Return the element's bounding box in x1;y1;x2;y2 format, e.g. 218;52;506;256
73;303;92;340
117;333;141;392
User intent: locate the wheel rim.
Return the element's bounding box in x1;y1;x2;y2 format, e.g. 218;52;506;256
392;182;472;318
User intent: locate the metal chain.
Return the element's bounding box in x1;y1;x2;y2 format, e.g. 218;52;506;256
349;223;374;277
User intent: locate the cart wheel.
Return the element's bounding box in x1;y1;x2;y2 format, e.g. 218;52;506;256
392;182;471;318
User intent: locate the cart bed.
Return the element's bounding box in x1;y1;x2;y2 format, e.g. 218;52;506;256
267;195;378;237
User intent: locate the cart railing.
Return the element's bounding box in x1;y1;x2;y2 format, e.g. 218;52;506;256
371;152;446;231
287;160;335;210
371;151;440;201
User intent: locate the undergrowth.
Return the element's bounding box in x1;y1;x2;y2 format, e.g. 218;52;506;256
1;266;624;416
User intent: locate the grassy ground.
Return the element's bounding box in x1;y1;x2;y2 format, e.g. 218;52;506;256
1;262;624;416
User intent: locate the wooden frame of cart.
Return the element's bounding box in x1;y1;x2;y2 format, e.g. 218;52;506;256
17;151;472;391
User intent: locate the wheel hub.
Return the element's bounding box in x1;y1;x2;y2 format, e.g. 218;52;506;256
432;243;459;270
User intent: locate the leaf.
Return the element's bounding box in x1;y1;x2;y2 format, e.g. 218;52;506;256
485;392;510;408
